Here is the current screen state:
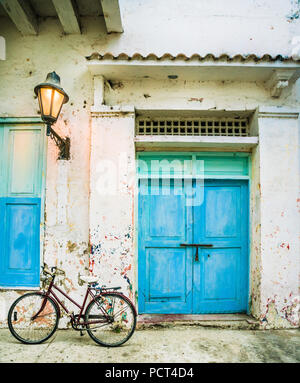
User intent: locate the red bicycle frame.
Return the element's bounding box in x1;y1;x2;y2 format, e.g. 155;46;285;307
33;275;113;326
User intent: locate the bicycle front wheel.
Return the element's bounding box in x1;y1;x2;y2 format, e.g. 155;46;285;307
8;292;59;344
85;293;136;347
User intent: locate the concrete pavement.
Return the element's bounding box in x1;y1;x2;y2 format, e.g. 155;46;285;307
0;327;299;363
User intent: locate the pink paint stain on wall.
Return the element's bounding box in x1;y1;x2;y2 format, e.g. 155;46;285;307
279;243;290;250
121;264;131;276
89;259;95;273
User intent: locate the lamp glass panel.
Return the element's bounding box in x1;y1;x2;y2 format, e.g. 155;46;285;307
37;91;43;115
40;87;53;116
52;90;65;119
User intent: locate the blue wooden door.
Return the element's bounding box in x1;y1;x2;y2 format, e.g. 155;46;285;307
193;179;248;313
0;122;45;288
138;175;249;314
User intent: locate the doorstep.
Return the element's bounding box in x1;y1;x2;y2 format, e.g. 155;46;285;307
137;314;260;330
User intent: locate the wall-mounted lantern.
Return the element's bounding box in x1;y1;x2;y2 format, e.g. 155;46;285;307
34;72;70;160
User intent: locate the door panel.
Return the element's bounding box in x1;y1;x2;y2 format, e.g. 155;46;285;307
149;194;185;239
205;187;239;238
147;247;188;300
201;248;240;300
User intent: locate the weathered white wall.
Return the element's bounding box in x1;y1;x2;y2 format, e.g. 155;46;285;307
0;1;299;327
117;0;300;58
256;108;300;328
89;107;136;301
104;79;300;110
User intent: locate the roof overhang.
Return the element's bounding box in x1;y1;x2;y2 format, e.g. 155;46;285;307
87;53;300;98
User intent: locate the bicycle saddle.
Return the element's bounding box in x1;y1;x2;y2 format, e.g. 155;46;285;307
79;275;99;284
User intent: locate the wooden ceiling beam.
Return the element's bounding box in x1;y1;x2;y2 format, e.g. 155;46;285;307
100;0;123;33
52;0;81;34
1;0;38;35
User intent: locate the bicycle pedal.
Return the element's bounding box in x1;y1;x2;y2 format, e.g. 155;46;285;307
80;331;85;336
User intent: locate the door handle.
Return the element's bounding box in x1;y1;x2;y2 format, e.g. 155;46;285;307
180;244;213;247
180;244;213;262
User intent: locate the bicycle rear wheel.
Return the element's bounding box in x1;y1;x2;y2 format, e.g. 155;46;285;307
85;292;136;347
8;292;59;344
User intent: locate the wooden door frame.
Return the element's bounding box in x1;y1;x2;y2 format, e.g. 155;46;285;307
135;151;251;315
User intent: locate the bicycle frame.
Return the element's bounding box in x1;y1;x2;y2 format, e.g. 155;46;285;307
33;275;113;327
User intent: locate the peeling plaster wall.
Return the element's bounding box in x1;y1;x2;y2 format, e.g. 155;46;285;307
257;113;300;328
89;109;136;301
104;79;300;110
0;2;299;328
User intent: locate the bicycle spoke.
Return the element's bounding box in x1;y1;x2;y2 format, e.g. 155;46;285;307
86;293;136;347
8;293;59;344
111;305;129;319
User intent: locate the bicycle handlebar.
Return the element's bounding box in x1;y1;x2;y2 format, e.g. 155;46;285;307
42;265;65;277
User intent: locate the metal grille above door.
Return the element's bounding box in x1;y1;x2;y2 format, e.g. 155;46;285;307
136;117;249;137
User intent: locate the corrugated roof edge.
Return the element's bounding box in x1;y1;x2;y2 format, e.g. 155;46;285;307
86;52;299;62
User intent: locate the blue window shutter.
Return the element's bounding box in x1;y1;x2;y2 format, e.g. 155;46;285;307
0;198;41;287
0;120;45;288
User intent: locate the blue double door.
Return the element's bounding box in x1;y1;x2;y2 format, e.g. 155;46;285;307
138;178;249;314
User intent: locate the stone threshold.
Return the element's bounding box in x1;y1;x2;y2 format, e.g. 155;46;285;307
137;313;260;330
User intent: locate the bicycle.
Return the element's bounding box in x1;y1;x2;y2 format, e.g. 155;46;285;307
7;266;137;347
